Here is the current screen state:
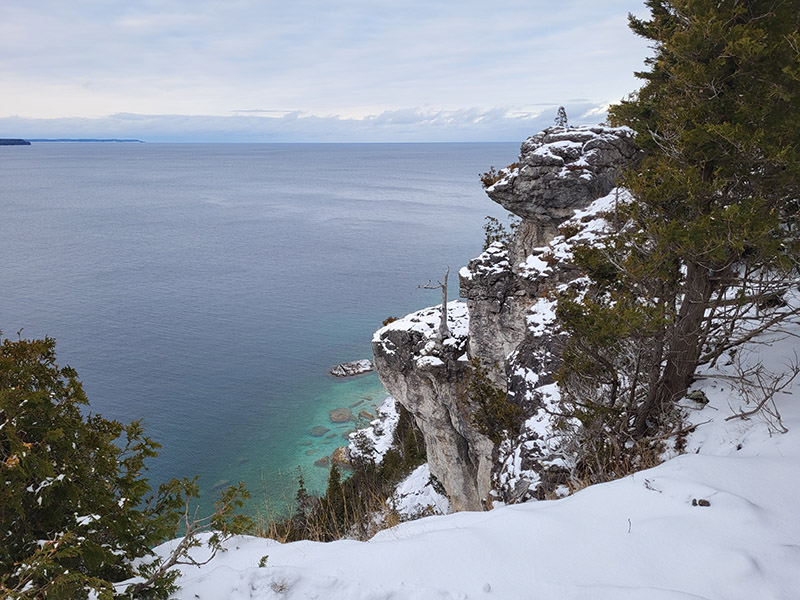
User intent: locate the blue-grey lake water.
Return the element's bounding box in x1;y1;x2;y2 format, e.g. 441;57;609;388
0;141;517;514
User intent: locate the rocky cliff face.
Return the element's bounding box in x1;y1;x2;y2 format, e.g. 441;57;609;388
487;125;639;254
373;125;640;510
372;303;494;511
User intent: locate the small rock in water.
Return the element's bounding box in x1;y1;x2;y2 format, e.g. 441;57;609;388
349;399;365;408
325;432;338;439
358;410;375;421
329;407;353;423
314;456;330;468
311;426;330;437
211;479;230;491
329;359;373;377
342;429;356;439
305;449;318;455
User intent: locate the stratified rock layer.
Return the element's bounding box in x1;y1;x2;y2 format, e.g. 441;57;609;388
487;125;639;249
372;302;493;511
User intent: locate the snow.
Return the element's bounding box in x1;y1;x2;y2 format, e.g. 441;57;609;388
347;396;399;463
461;242;509;281
518;187;632;281
373;301;469;345
373;301;470;367
530;138;583;163
389;464;451;519
143;317;800;599
415;355;444;368
518;253;551;278
525;298;557;337
74;514;101;526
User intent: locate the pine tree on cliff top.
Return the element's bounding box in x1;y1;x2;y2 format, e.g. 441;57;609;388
557;0;800;472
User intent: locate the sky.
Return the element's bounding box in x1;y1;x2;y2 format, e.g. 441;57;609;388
0;1;651;142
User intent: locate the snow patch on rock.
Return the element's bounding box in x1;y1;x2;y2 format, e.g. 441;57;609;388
347;396;399;464
389;464;451;519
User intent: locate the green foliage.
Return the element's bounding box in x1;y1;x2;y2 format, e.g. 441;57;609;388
466;358;524;445
0;335;250;599
570;245;619;288
482;215;519;251
268;404;427;542
556;0;800;463
609;0;800;274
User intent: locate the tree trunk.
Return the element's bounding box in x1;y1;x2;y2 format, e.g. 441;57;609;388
634;260;716;436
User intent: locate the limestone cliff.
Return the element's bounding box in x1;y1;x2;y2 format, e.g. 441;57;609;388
373;125;641;510
372;303;494;511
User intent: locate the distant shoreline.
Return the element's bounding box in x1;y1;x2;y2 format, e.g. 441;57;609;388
0;138;31;145
27;138;146;143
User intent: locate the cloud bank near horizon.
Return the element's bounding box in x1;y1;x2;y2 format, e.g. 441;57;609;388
1;1;649;141
0;103;614;143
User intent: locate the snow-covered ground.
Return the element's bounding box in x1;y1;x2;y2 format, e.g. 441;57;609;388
149;325;800;599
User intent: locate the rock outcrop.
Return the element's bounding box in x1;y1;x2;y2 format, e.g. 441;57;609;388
373;125;640;510
487;125;639;253
329;359;373;377
372;302;494;511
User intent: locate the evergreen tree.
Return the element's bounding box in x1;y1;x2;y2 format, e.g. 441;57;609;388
615;0;799;431
556;0;800;471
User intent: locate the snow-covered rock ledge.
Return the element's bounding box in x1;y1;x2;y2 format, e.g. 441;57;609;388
487;124;640;249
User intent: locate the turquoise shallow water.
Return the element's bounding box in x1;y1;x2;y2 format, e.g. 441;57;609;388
0;141;517;515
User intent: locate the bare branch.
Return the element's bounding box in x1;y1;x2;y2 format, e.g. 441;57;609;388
419;266;451;343
724;352;799;433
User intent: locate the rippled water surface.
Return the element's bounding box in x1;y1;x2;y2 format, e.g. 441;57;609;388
0;141;517;511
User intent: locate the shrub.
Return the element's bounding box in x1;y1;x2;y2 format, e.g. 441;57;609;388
482;215;519;251
557;222;583;240
263;404;427;542
0;335;250;599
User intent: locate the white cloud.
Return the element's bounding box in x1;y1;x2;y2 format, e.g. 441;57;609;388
0;1;650;138
0;102;611;142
